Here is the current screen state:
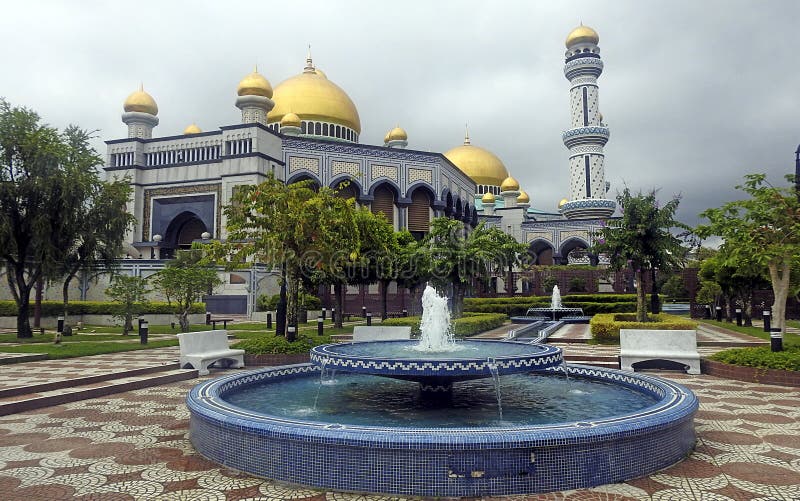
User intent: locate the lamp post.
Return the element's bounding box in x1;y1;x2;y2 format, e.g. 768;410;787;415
795;144;800;201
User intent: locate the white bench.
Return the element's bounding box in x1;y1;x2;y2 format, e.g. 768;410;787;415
177;330;245;376
619;329;701;375
352;326;412;342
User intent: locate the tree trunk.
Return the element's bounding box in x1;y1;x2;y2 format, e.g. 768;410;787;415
768;258;792;332
649;268;661;314
379;280;389;320
123;313;132;335
12;270;34;339
179;309;190;332
286;270;300;337
452;280;465;318
743;291;753;327
333;282;344;329
635;269;647;322
507;263;514;297
34;277;43;329
62;275;74;335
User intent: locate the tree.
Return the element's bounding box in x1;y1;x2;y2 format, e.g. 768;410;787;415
593;188;693;322
483;226;528;296
344;208;397;321
394;230;430;316
151;250;222;332
59;170;134;326
0;100;107;338
218;175;359;335
698;252;768;326
424;219;508;317
697;173;800;333
106;275;150;335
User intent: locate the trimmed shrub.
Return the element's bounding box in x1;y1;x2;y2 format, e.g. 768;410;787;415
381;313;507;338
257;293;321;312
709;346;800;372
590;313;698;342
464;297;638;316
236;335;320;355
0;300;205;317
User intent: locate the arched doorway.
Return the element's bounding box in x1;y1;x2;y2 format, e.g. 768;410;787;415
529;240;555;265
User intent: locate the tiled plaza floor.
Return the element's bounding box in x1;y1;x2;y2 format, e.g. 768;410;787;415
0;370;798;500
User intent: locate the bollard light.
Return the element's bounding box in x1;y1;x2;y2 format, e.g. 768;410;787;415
139;321;149;345
763;310;771;332
770;327;783;352
57;316;65;334
317;316;324;336
287;325;297;342
366;312;372;326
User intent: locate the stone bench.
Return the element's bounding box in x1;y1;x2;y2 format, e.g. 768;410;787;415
352;326;412;342
178;330;245;376
620;329;700;375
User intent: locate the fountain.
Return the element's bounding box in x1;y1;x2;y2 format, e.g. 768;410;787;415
187;285;697;497
524;285;586;320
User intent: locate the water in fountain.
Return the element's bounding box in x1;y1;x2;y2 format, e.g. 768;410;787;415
414;285;455;352
551;285;563;309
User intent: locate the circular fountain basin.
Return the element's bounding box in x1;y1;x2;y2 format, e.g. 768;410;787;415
310;339;563;384
187;364;698;497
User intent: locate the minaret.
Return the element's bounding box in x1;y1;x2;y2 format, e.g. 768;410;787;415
122;84;159;139
384;126;408;148
560;24;615;219
235;66;274;125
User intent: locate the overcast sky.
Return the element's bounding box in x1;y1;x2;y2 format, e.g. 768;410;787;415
2;0;798;228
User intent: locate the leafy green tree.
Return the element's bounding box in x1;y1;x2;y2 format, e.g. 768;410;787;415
697;173;800;333
0;100;109;338
424;219;508;317
59;173;134;325
344;208;398;321
151;250;221;332
483;226;528;296
661;274;688;300
105;275;150;335
593;188;693;322
218;175;359;335
394;230;430;316
698;252;768;325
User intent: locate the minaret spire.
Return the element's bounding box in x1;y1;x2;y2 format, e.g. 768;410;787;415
304;44;315;73
464;124;470;145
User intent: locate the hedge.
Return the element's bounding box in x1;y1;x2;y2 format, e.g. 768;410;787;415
709;346;800;372
465;301;636;316
464;294;639;307
381;312;507;338
590;313;698;342
0;300;205;317
236;335;321;355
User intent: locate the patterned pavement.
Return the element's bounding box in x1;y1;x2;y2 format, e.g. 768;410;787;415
0;370;798;500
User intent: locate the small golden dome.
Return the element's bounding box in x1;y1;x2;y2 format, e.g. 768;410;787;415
500;176;520;192
237;69;273;98
559;198;569;208
383;132;390;144
280;112;302;127
387;126;407;141
183;124;202;134
518;190;530;204
123;85;158;115
565;24;599;47
444;140;510;186
481;192;496;204
267;61;361;133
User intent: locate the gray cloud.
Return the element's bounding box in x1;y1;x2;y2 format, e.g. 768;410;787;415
2;0;797;231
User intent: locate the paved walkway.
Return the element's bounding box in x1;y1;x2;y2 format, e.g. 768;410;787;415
0;326;797;499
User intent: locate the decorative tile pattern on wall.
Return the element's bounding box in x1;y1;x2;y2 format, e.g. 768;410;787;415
371;164;398;182
289;156;320;175
408;168;432;184
331;160;360;177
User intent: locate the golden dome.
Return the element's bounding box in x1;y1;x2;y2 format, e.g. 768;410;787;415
444;140;509;186
314;68;327;79
383;131;390;144
123;85;158;115
500;176;520;192
518;190;530;204
280;112;302;127
387;126;407;141
566;24;599;47
559;198;569;208
183;124;202;134
481;192;496;204
267;61;361;133
237;68;273;98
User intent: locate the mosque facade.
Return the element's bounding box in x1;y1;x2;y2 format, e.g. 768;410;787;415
100;25;614;314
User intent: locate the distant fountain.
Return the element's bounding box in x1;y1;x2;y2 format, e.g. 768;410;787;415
415;286;454;352
551;285;563;309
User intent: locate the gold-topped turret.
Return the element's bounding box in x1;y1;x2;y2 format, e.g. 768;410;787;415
281;112;302;127
237;67;273;98
123;84;158;115
517;190;530;204
183;124;202;134
500;176;520;192
481;192;496;204
565;24;599;48
558;198;569;208
387;126;407;141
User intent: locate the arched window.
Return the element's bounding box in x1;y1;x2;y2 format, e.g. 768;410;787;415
315;122;322;135
301;122;307;134
323;123;329;136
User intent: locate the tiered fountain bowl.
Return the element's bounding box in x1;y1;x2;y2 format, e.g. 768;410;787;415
187;286;698;497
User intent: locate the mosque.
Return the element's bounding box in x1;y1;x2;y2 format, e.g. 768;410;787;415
104;24;616;314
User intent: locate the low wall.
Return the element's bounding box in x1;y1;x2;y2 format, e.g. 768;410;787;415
0;314;207;329
244;353;310;366
701;359;800;387
250;311;323;323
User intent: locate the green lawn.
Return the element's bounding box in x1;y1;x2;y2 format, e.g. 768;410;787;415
699;319;800;348
0;339;179;359
0;332;139;344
